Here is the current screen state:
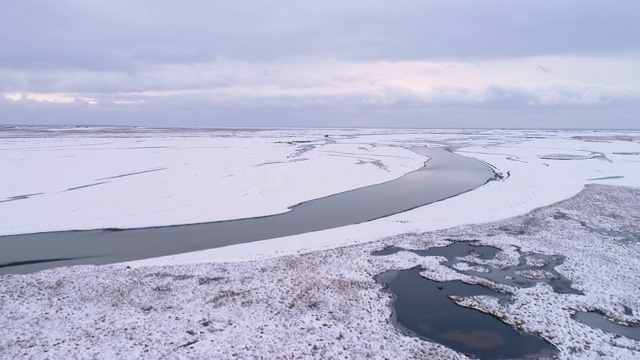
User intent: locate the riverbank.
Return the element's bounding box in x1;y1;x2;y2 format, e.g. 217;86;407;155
129;128;640;267
0;146;495;274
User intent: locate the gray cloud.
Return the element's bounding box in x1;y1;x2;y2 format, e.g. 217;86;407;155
2;1;638;70
537;66;550;74
1;1;639;128
3;81;637;129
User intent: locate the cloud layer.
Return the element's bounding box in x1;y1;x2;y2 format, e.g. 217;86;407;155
2;1;639;128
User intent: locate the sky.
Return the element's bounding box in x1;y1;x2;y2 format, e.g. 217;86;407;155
1;1;639;129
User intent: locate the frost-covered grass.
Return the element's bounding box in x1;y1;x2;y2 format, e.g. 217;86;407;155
0;242;461;359
1;185;639;359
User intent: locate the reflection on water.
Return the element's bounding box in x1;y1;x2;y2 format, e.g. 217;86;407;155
373;242;579;358
376;268;558;359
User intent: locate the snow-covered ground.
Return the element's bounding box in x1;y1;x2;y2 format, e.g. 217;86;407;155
1;127;640;358
1;185;638;358
2;127;639;242
124;128;640;266
1;127;427;235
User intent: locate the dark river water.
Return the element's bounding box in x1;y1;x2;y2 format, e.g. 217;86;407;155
0;147;497;274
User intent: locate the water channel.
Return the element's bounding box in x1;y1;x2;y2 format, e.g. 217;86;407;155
0;147;497;274
373;242;565;358
376;268;558;359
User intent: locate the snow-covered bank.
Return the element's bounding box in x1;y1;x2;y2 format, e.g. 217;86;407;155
129;129;640;266
1;128;428;235
1;185;638;359
3;128;639;246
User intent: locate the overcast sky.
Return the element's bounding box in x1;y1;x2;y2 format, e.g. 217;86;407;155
1;1;639;128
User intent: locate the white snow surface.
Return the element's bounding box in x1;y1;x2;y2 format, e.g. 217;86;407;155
122;128;640;266
2;127;640;358
1;127;427;235
2;128;639;246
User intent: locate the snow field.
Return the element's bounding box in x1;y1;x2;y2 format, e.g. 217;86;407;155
2;127;640;358
0;130;426;235
132;129;640;266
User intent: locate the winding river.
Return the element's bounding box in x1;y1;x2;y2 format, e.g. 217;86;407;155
0;147;497;274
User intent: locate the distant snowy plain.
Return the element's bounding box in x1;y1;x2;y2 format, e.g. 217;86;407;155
1;127;639;358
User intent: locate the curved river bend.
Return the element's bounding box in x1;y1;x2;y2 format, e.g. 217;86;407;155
0;147;498;274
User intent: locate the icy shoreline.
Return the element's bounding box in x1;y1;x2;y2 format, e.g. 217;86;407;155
1;184;638;359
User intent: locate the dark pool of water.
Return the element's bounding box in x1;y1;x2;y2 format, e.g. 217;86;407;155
373;242;582;294
0;147;497;274
376;268;558;359
372;241;500;259
573;311;640;341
